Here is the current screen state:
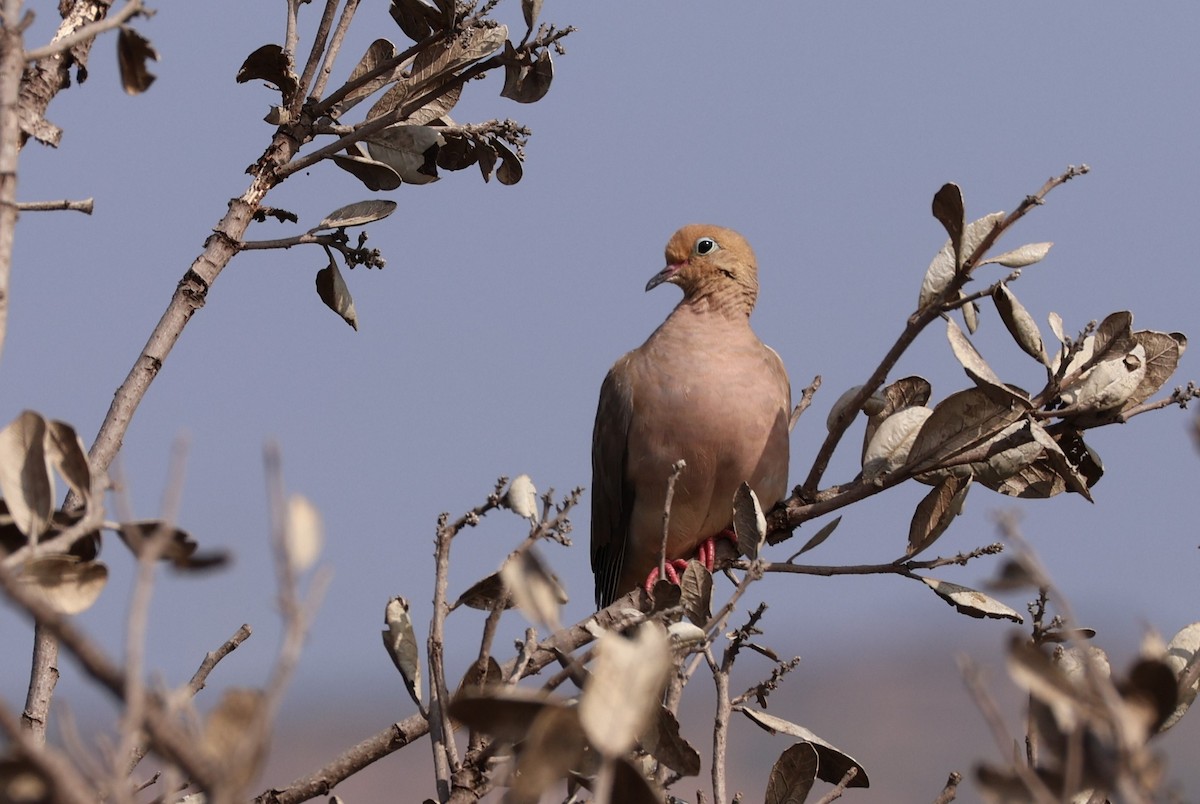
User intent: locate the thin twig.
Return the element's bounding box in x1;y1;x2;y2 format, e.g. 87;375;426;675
310;0;361;101
813;766;858;804
292;0;340;115
15;197;93;213
658;459;686;583
933;771;963;804
0;694;97;804
23;0;145;61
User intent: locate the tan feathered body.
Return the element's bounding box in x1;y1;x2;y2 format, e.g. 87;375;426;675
591;225;791;608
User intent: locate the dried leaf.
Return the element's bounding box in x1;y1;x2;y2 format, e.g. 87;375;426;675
493;139;523;186
452;571;512;611
918;211;1003;311
922;577;1023;622
1048;311;1066;345
794;515;841;557
235;43;296;102
1121;330;1185;412
500;547;567;630
1086;310;1135;371
42;420;91;509
643;706;701;777
340;39;401;112
476;139;497;183
436;133;477;171
611;756;665;804
285;494;323;571
732;482;766;559
500;47;554;104
861;376;931;461
448;687;555;745
1118;658;1178;740
330;153;403;192
1160;622;1200;731
510;705;588;801
118;520;230;571
679;561;712;626
1028;422;1093;501
504;474;539;523
310;200;397;232
993;284;1047;365
766;741;818;804
738;708;870;788
906;388;1026;474
383;596;423;707
579;623;671;758
667;621;706;650
826;385;871;432
389;0;440;42
862;406;932;481
931;183;965;258
907;475;970;559
117;27;158;95
365;125;443;184
201;688;267;794
315;263;359;331
454;656;503;698
945;317;1029;405
962;295;980;334
19;556;107;615
1059;343;1146;414
521;0;543;39
0;411;53;539
979;241;1053;268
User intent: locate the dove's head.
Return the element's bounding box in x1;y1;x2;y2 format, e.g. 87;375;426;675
647;224;759;315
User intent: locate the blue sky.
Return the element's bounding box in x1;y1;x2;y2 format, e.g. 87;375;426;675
4;2;1199;800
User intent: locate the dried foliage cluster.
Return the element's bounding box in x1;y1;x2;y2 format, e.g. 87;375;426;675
0;2;1198;804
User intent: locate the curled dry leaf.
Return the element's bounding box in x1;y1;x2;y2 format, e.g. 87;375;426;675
579;622;671;758
500;44;554;104
861;406;932;481
42;420;91;509
389;0;442;42
339;38;401;112
1121;330;1187;412
826;384;885;432
315;262;359;331
931;182;965;256
330;153;403;192
117;27;158;95
921;577;1023;623
766;741;818;804
945;317;1029;405
510;704;589;802
917;210;1004;311
643;706;701;777
365;125;443;184
448;686;556;745
907;474;970;559
1161;622;1200;731
962;295;980;334
791;515;842;556
861;376;931;462
666;621;706;651
500;547;567;630
738;707;870;788
309;200;398;232
504;474;539;523
383;596;423;707
521;0;544;39
979;241;1053;268
234;43;296;102
993;284;1048;365
493;139;523;186
731;482;766;559
19;556;108;615
285;494;323;572
0;410;53;539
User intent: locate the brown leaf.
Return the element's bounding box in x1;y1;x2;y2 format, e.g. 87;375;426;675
862;406;932;481
766;741;818;804
1121;330;1185;411
117;27;158;95
476;139;497;183
993;284;1047;365
448;687;555;744
509;705;588;803
330;153;403;192
19;556;108;615
1118;658;1178;739
0;410;53;539
202;688;268;794
862;376;931;461
979;241;1053;268
732;482;765;558
340;39;400;112
642;706;701;777
500;547;567;630
365;125;443;184
452;572;513;611
922;577;1023;622
310;200;398;232
500;47;554;104
738;708;870;788
679;561;712;626
435;133;478;171
117;520;230;571
905;388;1026;474
907;474;970;558
234;43;296;102
611;756;664;804
792;515;842;557
945;317;1030;405
388;0;441;42
521;0;544;39
315;263;360;331
42;420;91;509
930;183;964;258
493;139;523;186
455;656;503;697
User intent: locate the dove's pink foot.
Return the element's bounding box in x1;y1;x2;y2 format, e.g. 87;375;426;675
643;528;739;596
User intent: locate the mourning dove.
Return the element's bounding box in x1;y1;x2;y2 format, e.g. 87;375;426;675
591;225;792;609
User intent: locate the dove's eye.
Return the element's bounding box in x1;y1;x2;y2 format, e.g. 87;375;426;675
694;237;719;256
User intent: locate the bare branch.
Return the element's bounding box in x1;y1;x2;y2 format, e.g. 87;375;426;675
23;0;146;62
15;197;93;213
